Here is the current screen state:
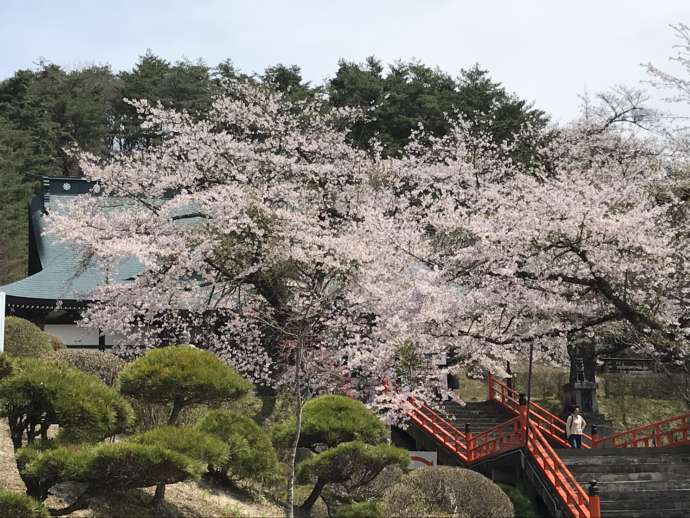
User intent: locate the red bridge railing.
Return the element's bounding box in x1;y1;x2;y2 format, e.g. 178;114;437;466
407;395;469;463
528;421;595;518
488;373;593;448
468;415;523;460
592;412;690;448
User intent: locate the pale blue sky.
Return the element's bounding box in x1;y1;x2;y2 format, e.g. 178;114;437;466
2;0;690;121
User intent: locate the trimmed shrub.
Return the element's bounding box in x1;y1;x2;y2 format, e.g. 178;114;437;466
128;426;228;467
0;490;49;518
0;353;12;380
46;334;64;351
3;317;52;358
127;425;229;504
20;441;203;507
79;442;202;489
297;441;409;512
0;358;134;450
118;346;252;425
16;443;89;501
336;501;383;518
273;395;388;450
382;466;514;518
198;409;278;483
51;348;126;386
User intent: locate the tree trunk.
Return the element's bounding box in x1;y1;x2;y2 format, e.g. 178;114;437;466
168;400;183;425
299;478;326;513
254;384;277;424
287;340;304;518
153;483;166;507
9;415;23;450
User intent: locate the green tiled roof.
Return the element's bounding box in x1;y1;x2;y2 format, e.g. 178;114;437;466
1;180;143;302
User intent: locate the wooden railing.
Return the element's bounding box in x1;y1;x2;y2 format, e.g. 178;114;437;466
407;395;469;462
468;415;523;460
488;374;593;448
398;389;526;464
593;412;690;448
527;421;596;518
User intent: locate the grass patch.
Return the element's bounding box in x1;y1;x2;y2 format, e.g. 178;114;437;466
598;396;687;430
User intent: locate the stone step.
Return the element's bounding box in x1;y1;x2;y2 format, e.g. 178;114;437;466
574;471;687;482
446;415;509;423
600;490;690;510
445;414;508;421
566;460;690;474
601;508;690;518
446;418;509;425
596;479;690;492
445;419;508;427
562;454;690;466
558;446;690;458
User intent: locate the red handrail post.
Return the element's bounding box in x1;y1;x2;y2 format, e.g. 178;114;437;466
588;480;601;518
518;393;528;432
465;423;474;462
487;373;494;401
591;424;598;448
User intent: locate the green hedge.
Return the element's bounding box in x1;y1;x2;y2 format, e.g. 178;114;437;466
3;317;52;358
382;466;514;518
51;348;126;386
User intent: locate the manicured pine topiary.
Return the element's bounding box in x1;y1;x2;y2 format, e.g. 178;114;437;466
0;489;49;518
118;345;252;425
128;425;228;469
274;395;402;513
127;425;230;506
0;358;134;500
273;395;389;451
19;439;205;514
3;316;52;358
118;346;252;504
297;441;408;512
0;358;134;450
198;409;278;484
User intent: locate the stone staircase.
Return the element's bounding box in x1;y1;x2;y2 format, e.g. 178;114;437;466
559;447;690;517
441;399;515;433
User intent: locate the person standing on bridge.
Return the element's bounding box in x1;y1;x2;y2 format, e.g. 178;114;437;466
566;406;587;448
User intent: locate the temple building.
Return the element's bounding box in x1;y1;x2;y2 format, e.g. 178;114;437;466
0;177;139;347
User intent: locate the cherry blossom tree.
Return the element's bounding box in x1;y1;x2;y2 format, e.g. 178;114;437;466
46;81;427;516
351;104;690;388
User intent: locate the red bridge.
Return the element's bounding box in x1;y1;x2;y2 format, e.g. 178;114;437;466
393;375;690;518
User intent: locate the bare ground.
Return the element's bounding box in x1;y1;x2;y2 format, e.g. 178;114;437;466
0;420;285;517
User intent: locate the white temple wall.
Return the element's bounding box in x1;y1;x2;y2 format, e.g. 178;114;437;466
43;324;120;348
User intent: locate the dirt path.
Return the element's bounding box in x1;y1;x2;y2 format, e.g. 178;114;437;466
0;420;24;492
